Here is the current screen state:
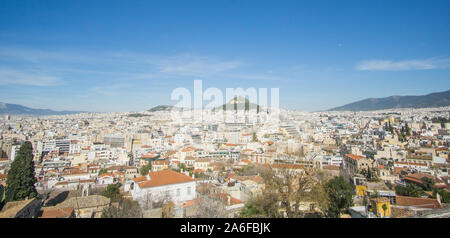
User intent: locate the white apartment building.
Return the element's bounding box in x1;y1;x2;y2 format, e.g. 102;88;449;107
131;170;196;206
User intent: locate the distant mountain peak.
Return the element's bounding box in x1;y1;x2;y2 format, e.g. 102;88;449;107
0;102;85;115
328;90;450;111
148;105;174;112
215;96;261;111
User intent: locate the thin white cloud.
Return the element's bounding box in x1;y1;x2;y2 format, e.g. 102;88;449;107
90;84;130;96
158;54;242;77
226;73;287;81
0;69;62;86
356;58;449;71
0;46;294;91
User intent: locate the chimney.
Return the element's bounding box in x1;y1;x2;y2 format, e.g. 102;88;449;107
146;174;151;180
227;195;231;206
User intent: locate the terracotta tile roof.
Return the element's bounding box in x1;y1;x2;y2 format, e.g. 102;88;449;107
394;167;408;175
133;176;147;183
435;147;449;151
345;154;365;160
214;193;243;205
396;195;440;209
182;147;195;152
133;170;195;189
99;173;115;178
405;173;437;181
113;171;124;176
182;198;200;208
39;207;74;218
142;154;158;159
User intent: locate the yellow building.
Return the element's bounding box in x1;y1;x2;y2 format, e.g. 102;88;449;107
370;197;391;218
355;185;367;196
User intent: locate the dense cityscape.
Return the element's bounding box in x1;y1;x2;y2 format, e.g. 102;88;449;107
0;103;449;218
1;1;449;223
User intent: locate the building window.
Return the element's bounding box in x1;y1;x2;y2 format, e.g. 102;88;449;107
177;188;180;196
187;187;191;195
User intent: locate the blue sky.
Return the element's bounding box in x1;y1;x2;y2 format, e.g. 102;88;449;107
0;0;449;112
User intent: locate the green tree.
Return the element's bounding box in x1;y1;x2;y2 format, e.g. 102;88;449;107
140;163;152;176
395;184;424;197
6;141;38;201
420;177;435;191
432;188;450;203
325;176;354;218
405;123;411;136
239;199;267;218
0;184;13;211
381;203;388;217
101;183;122;202
252;132;258;142
98;168;108;176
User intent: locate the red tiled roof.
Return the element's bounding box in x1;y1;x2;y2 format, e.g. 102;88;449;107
345;154;365;160
182;198;200;208
99;173;115;178
214;193;243;205
142;154;158;159
396;195;440;209
39;207;74;218
133;170;195;189
394;167;407;175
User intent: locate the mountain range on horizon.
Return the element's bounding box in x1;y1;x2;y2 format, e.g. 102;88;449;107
148;96;262;112
0;102;85;116
2;90;450;115
328;90;450;111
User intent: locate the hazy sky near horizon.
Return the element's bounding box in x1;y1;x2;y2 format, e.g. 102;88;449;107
0;0;449;112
